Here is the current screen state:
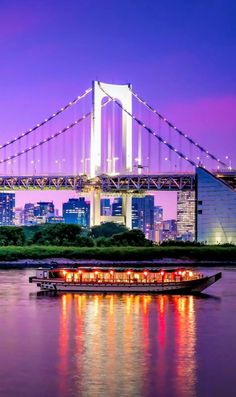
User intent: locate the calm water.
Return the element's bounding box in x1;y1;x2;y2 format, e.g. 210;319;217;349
0;268;236;397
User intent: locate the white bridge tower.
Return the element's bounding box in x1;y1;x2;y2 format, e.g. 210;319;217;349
89;81;133;228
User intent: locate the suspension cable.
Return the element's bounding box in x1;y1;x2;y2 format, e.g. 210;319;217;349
130;88;227;168
0;97;111;165
0;87;92;151
98;82;197;168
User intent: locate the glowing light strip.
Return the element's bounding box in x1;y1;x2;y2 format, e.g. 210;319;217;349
0;98;111;165
98;83;197;167
0;87;92;150
131;88;227;167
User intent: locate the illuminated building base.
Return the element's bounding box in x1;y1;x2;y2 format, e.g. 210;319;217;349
196;167;236;244
89;190;132;229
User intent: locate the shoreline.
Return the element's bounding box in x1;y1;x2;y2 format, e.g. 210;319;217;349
1;245;236;268
1;258;236;269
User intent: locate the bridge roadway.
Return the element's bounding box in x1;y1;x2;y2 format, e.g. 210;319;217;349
0;171;234;191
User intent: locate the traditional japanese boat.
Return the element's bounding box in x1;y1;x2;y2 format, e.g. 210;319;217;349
29;267;222;294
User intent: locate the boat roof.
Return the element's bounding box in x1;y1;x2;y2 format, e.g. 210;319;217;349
38;267;190;273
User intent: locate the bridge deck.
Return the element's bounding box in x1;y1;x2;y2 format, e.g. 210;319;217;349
0;172;234;191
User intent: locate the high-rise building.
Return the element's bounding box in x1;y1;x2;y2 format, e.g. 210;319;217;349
35;202;55;218
196;167;236;244
153;205;164;243
24;202;55;225
154;206;163;225
24;203;35;225
161;219;177;241
63;198;90;227
132;195;155;240
177;191;195;241
101;198;111;216
112;198;122;216
0;193;15;226
14;207;24;226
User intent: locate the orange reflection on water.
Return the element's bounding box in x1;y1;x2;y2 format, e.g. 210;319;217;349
57;293;197;397
173;296;197;397
58;294;71;395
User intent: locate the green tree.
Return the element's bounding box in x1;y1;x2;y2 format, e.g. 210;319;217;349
0;227;25;246
110;229;153;247
91;222;128;238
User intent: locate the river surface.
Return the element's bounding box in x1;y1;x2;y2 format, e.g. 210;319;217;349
0;267;236;397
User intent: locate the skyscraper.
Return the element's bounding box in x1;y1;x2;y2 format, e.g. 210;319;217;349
112;198;122;216
0;193;15;226
63;198;90;227
132;195;155;240
101;198;111;216
177;191;195;241
35;202;55;218
24;203;35;226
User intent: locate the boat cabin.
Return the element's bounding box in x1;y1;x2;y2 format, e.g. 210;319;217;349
36;267;200;284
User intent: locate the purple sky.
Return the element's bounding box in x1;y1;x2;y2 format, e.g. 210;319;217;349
1;0;236;219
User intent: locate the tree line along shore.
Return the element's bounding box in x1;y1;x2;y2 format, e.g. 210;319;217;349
0;223;235;262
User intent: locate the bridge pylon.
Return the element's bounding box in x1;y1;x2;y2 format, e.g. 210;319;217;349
89;189;132;230
90;81;132;178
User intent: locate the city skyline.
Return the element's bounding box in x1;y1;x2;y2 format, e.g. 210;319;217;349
0;1;235;171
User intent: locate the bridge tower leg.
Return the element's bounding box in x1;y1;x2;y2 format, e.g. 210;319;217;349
122;194;132;229
90;189;101;227
90;81;133;178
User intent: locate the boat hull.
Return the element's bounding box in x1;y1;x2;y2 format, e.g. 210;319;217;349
31;272;222;294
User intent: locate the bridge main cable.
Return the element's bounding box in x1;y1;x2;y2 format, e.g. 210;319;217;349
130;88;227;168
0;98;111;165
98;82;197;168
0;87;92;151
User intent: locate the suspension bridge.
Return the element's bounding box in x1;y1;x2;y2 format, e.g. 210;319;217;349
1;81;235;235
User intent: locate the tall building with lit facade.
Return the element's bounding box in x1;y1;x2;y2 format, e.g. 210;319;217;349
161;219;177;241
0;193;15;226
14;207;24;226
153;206;164;243
63;198;90;227
112;198;122;216
35;202;55;218
132;195;155;240
24;203;35;225
177;191;195;241
24;202;55;225
196;167;236;244
101;198;111;216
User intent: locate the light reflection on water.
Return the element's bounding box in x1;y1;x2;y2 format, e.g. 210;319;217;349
0;268;236;397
